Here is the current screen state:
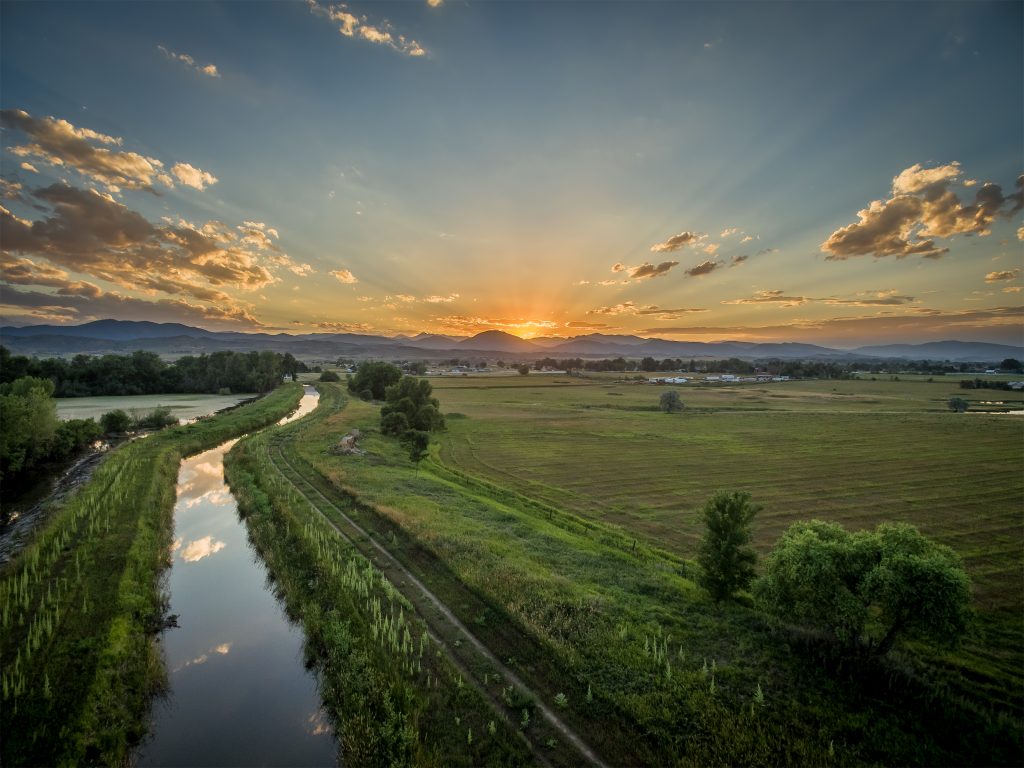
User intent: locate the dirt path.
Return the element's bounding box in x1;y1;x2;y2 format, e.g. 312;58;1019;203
265;440;609;768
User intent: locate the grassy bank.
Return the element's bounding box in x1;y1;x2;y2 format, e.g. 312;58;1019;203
224;397;536;767
0;383;302;766
281;380;1021;765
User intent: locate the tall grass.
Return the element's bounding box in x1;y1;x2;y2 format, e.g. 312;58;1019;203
0;383;302;766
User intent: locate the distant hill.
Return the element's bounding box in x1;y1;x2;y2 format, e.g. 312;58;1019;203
852;340;1024;362
1;319;1019;363
0;319;215;340
457;330;541;353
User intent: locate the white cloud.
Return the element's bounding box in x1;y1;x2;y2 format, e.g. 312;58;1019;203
307;0;428;57
330;268;358;284
158;45;221;78
180;535;226;562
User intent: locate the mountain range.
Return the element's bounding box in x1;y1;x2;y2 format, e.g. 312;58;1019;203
1;320;1021;362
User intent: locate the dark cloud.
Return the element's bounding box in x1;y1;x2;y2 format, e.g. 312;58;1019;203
630;260;679;279
650;231;705;253
685;260;720;277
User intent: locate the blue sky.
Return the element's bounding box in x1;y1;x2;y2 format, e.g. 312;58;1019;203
1;0;1021;345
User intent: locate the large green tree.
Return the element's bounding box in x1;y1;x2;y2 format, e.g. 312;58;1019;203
348;361;402;400
696;491;760;602
0;376;58;480
755;520;971;656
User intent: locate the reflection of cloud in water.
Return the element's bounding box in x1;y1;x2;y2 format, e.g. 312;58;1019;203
176;456;226;502
173;641;233;672
182;489;233;510
170;537;183;553
306;708;332;737
180;535;226;562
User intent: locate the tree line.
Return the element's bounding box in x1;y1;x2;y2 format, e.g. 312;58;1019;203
0;347;307;397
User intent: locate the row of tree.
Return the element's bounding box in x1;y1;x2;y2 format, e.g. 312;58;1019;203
696;491;970;658
0;347;307;396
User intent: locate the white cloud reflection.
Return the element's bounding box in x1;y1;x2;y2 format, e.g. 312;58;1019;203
180;535;226;562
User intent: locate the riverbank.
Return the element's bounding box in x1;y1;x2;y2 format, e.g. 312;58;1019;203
0;383;302;767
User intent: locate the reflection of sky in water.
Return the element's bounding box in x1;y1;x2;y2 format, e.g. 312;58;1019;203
277;386;319;426
140;416;333;766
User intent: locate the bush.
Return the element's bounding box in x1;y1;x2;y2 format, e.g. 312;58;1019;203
100;409;132;435
318;370;341;382
948;396;969;412
696;491;760;601
133;406;178;430
659;390;684;413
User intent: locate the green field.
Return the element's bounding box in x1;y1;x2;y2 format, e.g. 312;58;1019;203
55;392;256;422
269;378;1022;765
433;376;1024;615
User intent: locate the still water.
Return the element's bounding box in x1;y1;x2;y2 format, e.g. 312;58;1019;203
138;386;335;766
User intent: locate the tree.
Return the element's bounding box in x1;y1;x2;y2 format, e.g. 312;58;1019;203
696;491;760;602
755;520;971;656
381;376;445;433
516;364;530;375
318;369;341;382
1000;357;1022;372
948;396;969;413
402;429;431;466
348;361;402;400
659;390;684;413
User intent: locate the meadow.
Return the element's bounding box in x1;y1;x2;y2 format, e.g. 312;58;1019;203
275;377;1022;766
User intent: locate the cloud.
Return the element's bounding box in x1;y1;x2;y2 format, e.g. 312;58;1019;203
684;260;721;277
611;262;626;272
720;227;739;238
0;284;263;328
171;162;218;190
702;243;720;255
723;290;809;307
1;184;302;307
432;315;557;334
330;268;358;284
565;320;613;329
0;179;23;201
427;0;443;6
308;0;427;57
730;255;748;266
20;162;38;173
740;235;754;243
822;163;1024;260
986;269;1020;282
422;294;459;303
650;230;705;253
312;320;373;332
1018;225;1024;241
0;109;215;193
641;305;1024;345
158;45;220;77
723;288;918;309
588;301;705;318
629;260;679;279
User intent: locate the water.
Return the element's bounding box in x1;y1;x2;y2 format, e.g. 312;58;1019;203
138;386;335;766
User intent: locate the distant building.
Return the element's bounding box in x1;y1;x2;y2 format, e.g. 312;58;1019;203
282;374;293;382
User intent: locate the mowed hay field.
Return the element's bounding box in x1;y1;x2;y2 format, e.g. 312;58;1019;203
435;375;1024;616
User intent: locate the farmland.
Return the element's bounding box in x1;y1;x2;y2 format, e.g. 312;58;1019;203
260;376;1022;766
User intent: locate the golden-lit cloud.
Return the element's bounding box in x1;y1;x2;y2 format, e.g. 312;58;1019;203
643;306;1024;344
1;185;301;311
588;301;706;318
0;180;23;200
171;162;218;190
720;227;739;238
312;320;373;332
0;109;182;193
433;315;557;334
723;289;918;309
330;268;358;284
180;535;226;562
19;162;38;174
308;0;427;57
822;163;1023;260
158;45;220;78
650;230;705;253
985;269;1020;282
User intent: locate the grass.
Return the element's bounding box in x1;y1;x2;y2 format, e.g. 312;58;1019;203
276;378;1021;766
0;383;302;767
225;400;536;767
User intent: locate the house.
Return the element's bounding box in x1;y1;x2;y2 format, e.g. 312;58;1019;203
282;373;293;382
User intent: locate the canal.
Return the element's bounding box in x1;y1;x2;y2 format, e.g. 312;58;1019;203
137;385;335;766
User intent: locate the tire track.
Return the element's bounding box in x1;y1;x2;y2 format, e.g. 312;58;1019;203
264;438;608;768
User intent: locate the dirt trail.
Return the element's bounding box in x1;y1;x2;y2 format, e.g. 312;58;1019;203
266;440;608;768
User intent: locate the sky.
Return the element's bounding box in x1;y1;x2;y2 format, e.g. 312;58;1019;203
0;0;1021;347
